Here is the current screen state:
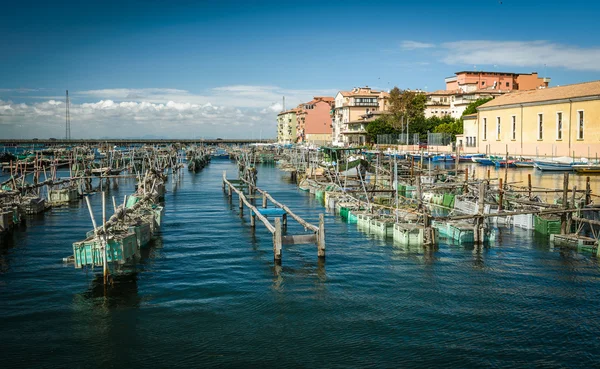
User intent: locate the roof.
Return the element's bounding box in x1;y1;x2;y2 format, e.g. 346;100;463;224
463;114;477;120
455;70;538;76
478;80;600;109
277;108;302;116
339;87;386;97
427;89;457;96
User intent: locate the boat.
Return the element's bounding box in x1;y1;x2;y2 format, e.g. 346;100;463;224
472;156;499;166
452;153;485;162
494;159;516;168
431;154;453;162
514;160;534;167
533;156;588;171
573;164;600;174
211;148;230;159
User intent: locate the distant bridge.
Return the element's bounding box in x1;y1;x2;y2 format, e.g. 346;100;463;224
0;138;276;145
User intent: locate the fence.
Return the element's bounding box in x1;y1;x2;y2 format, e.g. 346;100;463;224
376;133;420;145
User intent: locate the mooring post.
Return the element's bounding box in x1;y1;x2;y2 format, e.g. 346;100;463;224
498;178;503;211
250;210;255;227
228;184;232;202
318;213;326;258
561;172;569;234
586;176;591;206
464;167;469;193
528;174;532;199
475;181;486;244
274;217;282;262
262;192;267;208
282;213;287;227
567;185;577;232
239;196;243;217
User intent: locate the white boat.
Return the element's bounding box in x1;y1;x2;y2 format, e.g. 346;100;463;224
533;156;588;171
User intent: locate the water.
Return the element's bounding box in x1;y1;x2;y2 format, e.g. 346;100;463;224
2;160;600;368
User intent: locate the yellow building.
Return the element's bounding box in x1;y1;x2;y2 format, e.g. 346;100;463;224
475;80;600;158
276;109;299;144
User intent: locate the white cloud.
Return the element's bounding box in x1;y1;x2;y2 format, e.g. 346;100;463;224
400;41;435;50
0;98;279;139
441;40;600;71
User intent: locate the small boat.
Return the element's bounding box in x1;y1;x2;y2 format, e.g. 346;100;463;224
431;154;453;162
452;153;485;162
533;156;588;171
573;164;600;174
211;149;230;159
494;159;516;168
514;160;534;167
472;156;497;166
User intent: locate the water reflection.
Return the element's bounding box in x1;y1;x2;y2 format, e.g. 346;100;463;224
77;272;141;309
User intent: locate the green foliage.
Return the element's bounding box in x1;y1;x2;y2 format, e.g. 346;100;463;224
365;117;399;143
387;87;427;130
462;97;493;116
433;118;463;139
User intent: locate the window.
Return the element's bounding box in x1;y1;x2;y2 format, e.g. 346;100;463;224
483;117;487;140
578;110;584;139
481;81;485;85
556;112;563;140
506;82;509;87
538;113;543;140
511;116;516;140
496;117;501;140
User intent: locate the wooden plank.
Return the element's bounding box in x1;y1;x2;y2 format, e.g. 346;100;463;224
282;234;317;245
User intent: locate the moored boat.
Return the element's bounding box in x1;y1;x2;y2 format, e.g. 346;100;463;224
533;156;588;171
573;164;600;174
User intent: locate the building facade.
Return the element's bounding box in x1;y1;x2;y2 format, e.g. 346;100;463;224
276;109;299;144
474;80;600;158
300;97;334;146
332;87;389;146
445;71;550;93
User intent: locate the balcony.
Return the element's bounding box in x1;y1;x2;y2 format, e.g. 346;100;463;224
352;102;379;107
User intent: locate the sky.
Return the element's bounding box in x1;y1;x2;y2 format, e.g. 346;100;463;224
1;0;600;139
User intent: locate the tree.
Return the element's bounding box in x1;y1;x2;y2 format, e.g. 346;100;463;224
387;87;427;131
365;117;399;143
462;97;493;116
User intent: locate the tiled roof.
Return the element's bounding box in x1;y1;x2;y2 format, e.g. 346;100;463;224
427;89;458;96
479;80;600;109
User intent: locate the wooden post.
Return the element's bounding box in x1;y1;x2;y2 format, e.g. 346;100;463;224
228;184;232;202
317;213;326;258
250;211;255;227
239;196;243;216
498;178;503;211
487;169;490;181
528;174;532;199
561;172;569;234
274;217;282;262
567;185;577;232
504;150;509;190
262;192;267;208
586;176;591;206
282;213;287;227
102;191;109;285
464;167;469;193
475;181;486;244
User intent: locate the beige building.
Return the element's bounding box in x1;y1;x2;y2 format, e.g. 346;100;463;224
473;80;600;158
425;90;453;118
455;114;478;151
277;108;300;144
332;87;389;146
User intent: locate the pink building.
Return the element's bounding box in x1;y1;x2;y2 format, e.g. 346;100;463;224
296;97;334;145
445;71;550;93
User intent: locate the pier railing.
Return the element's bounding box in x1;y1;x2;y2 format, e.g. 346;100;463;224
222;171;325;263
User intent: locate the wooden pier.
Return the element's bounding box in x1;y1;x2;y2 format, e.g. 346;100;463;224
222;171;325;263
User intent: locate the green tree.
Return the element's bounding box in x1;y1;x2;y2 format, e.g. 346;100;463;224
462;97;493;116
387;87;427;131
365;117;399;143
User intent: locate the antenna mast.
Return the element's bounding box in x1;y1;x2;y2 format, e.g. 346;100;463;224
65;90;71;140
282;96;285;112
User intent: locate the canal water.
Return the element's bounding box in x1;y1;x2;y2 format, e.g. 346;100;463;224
1;159;600;368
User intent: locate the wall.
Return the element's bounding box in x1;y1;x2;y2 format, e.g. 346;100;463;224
304;101;332;135
478;99;600;158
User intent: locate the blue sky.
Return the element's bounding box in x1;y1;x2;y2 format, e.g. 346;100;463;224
2;0;600;138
